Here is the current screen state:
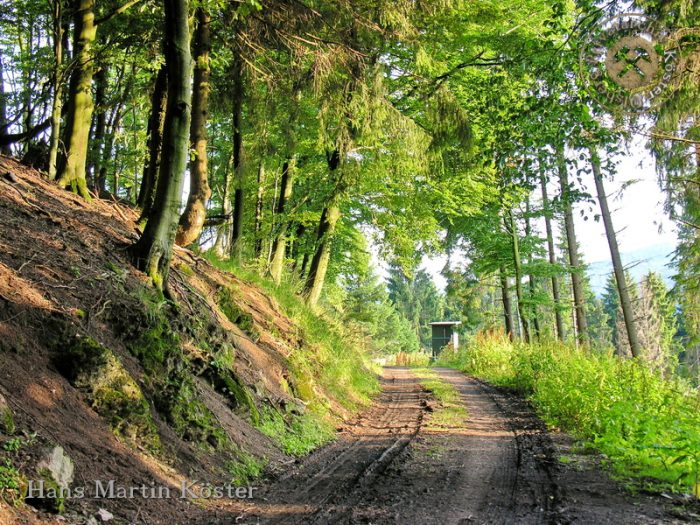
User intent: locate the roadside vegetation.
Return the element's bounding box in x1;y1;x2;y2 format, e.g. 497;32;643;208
411;368;468;431
206;253;381;455
438;332;700;496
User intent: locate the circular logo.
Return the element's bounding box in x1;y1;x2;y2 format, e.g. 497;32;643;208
579;13;678;113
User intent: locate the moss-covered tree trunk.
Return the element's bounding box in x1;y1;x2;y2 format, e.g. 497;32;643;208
137;64;168;218
557;147;588;346
540;172;565;341
229;57;244;259
590;148;641;358
304;149;342;307
57;0;96;199
130;0;191;293
176;7;211;247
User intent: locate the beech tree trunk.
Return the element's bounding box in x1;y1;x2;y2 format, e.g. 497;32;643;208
47;0;65;175
57;0;96;199
229;57;244;259
213;152;234;256
90;66;108;192
101;75;131;195
269;86;301;282
269;160;294;283
0;51;11;156
290;222;306;266
540;172;565;341
590;148;641;358
499;266;514;339
524;201;540;340
557;147;589;346
176;7;212;247
507;211;530;343
137;64;167;218
304;149;342;306
130;0;191;293
253;162;266;257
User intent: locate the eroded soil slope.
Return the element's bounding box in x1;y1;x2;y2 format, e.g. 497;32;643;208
0;156;362;525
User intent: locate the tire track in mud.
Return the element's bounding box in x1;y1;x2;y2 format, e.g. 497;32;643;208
241;367;687;525
250;367;429;524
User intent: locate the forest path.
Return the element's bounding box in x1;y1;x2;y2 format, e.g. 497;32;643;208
219;367;689;525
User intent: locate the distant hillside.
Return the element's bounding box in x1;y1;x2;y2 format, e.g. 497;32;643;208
587;243;677;295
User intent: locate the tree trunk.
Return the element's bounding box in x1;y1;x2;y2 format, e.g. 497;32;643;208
524;200;540;340
137;64;167;218
269;85;301;281
304;149;342;306
590;147;641;358
100;67;131;196
540;172;565;341
176;7;212;247
304;201;341;307
507;211;530;343
557;147;589;346
47;6;69;176
229;57;244;259
213;152;234;257
130;0;191;294
253;161;266;257
90;66;108;192
0;51;11;156
57;0;96;199
290;222;306;265
19;17;36;153
269;160;294;283
499;266;514;339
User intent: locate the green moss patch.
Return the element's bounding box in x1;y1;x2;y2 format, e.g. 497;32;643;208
257;408;334;456
54;335;160;450
215;286;259;341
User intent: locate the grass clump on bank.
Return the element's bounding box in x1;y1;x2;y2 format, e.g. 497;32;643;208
438;332;700;496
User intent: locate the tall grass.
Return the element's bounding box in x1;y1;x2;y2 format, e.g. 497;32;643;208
203;254;381;453
438;332;700;496
386;351;432;367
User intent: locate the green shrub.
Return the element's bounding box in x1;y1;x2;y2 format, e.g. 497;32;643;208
439;333;700;496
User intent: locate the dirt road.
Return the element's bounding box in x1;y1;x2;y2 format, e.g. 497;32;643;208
240;367;692;525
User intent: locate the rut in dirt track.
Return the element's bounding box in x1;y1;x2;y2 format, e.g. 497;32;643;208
240;367;688;525
244;367;560;525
